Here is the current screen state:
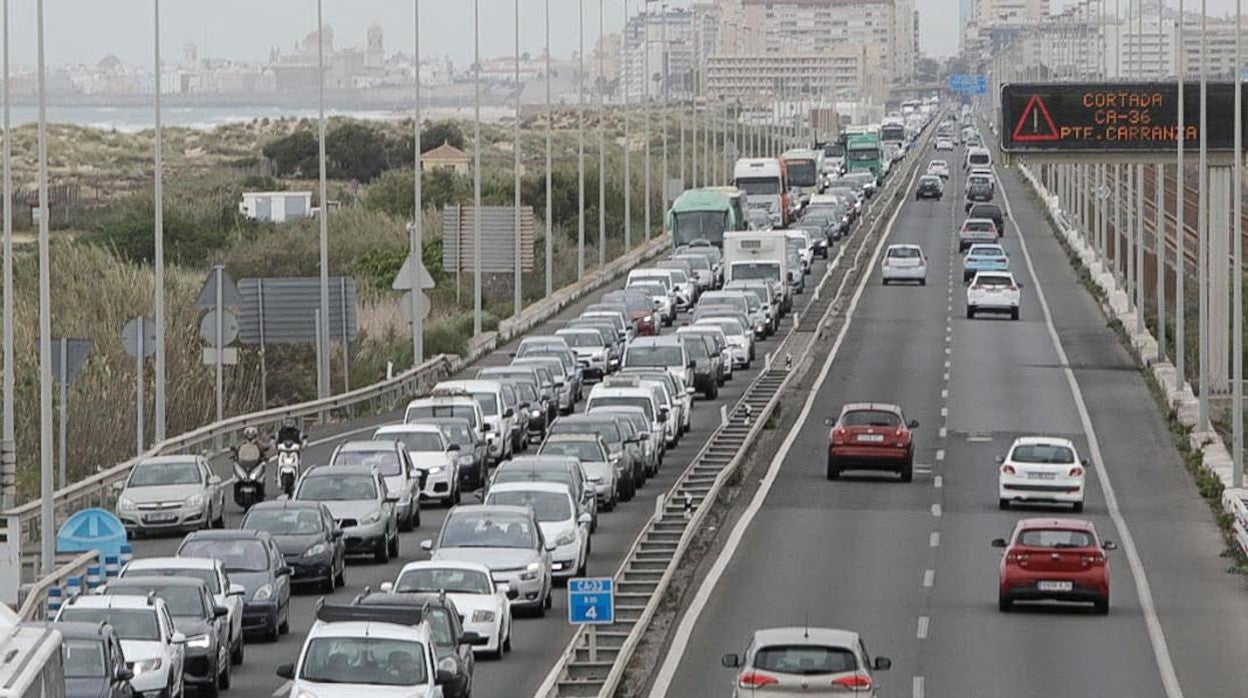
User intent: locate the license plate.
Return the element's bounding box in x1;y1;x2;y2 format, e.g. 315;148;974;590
857;434;885;443
239;483;256;492
1028;472;1057;480
1037;580;1073;592
144;512;177;523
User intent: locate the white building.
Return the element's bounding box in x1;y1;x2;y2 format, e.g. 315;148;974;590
622;7;712;102
239;192;313;223
704;44;884;103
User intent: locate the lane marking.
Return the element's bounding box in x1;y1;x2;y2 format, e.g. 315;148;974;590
944;359;951;368
271;681;291;698
914;676;925;698
939;406;948;417
930;503;942;518
998;167;1184;698
941;388;948;399
938;427;947;439
929;531;940;547
922;569;935;588
916;615;930;639
933;475;943;489
935;449;945;461
645;143;933;698
942;371;950;381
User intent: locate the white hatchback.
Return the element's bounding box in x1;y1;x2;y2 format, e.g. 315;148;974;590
881;244;927;285
382;560;516;658
966;271;1021;320
998;436;1087;511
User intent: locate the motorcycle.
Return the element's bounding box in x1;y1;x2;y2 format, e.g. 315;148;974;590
232;441;266;511
276;441;301;498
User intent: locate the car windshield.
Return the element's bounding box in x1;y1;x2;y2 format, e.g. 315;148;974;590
731;263;781;282
888;247;921;259
299;637;428;687
242;508;324;535
701;319;745;336
486;490;573;523
625;345;684;368
753;645;857;675
969;246;1005;257
107;585;207;618
550;419;622;444
439;513;537;549
63;640;107;679
1018;529;1094;548
560;332;602;348
842;410;901;427
976;275;1013;288
468;392;500;416
124;566;220;593
680;336;710;359
59;609;158;642
786;160;818;187
823;144;845;157
298;473;378;502
395;567;493;595
586;396;653;420
920;176;940;185
435;423;476;447
128;460;200;487
675;256;710;271
382;432;444;452
407;405;478;428
539;440;607;462
180;539;269;572
512;383;538;401
1011;444;1075;464
492;469;575;491
736;177;782;196
333;449;402;475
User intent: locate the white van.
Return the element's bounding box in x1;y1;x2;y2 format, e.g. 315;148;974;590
432;380;516;464
964;146;992;171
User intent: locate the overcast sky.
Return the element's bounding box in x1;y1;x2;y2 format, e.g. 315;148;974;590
5;0;1246;69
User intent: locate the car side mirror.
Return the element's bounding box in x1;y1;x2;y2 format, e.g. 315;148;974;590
873;656;893;671
460;631;489;647
213;605;229;619
1103;541;1119;551
379;582;394;593
331;528;344;540
171;632;187;644
276;663;295;680
994;455;1005;464
208;474;222;486
546;541;558;552
907;419;919;429
991;538;1008;548
481;423;492;432
504;408;515;419
1081;458;1090;467
721;653;741;668
420;539;434;552
114;666;134;682
277;566;292;577
657;411;668;423
578;512;593;527
111;481;125;492
228;583;245;597
823;417;835;426
447;443;461;452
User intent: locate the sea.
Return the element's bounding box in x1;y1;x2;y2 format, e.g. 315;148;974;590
4;104;513;132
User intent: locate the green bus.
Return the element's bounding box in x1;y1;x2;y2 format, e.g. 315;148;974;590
846;134;883;182
666;188;747;250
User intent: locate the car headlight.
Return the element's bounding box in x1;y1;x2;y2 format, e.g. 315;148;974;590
428;466;445;474
555;531;577;547
186;494;204;508
486;432;498;442
457;454;475;465
520;562;541;581
531;409;542;419
471;609;496;623
363;511;381;524
295;691;318;698
253;583;273;601
131;658;162;676
187;633;212;649
118;497;135;511
303;543;328;558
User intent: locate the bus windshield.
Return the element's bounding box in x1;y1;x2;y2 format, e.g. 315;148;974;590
785;161;818;188
672;210;728;247
880;125;905;142
735;177;782;196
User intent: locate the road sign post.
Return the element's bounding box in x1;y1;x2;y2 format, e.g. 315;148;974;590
50;337;89;489
122;317;156;455
568;577;613;663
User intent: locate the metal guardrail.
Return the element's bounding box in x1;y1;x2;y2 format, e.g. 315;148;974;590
534;129;931;697
4;234;671;579
17;550;99;620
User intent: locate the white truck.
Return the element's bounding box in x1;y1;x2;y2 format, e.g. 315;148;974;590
722;230;791;314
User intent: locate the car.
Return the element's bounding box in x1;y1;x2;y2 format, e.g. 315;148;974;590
330;439;424;530
276;602;450;698
547;413;643;496
962;243;1009;283
514;348;584;411
490;455;597;529
554;327;615;381
293;464;401;563
626;281;676;327
676;332;720;398
420;505;554;615
374;424;461;506
622;336;694;393
56;594;186;698
538;432;619;511
964;178;995;207
53;620;138;698
966;271;1022;320
117;557;246;666
967;202;1006;235
629;268;687;313
240;500;347;592
914;174;943;200
476;367;553;442
997;436;1088;511
594;373;680;450
674;253;716;290
590;295;651;339
935;136;954;151
114;455;226;535
483;481;592;580
348;592;481;698
694;317;753;369
652;262;699;308
434;380;518;464
586;405;659;478
993;518;1117;614
177;529;292;642
825;403;918;482
99;576;231;696
482;363;559;426
416;416;489;491
958;217;1000;252
721;627;892;696
678;324;732;382
562;323;624;369
881;244;927;285
383;561;517;658
404;389;490;448
927;159;950;179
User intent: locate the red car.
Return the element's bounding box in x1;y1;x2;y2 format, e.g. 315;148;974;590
993;518;1116;614
825;403;917;482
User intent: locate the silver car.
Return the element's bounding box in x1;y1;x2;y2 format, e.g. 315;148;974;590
115;455;226;535
538;433;618;511
421;505;554;615
721;627;892;697
329;440;422;530
294;465;400;563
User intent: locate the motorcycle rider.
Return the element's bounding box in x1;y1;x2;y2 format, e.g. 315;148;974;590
232;426;272;509
277;419;305;448
275;419;305;497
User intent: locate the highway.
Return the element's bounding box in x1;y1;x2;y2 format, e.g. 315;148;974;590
649;143;1248;697
120;220;850;698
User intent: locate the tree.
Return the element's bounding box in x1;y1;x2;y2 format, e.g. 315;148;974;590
364;168;415;218
421;121;466;152
261;131;318;178
326;122;391;183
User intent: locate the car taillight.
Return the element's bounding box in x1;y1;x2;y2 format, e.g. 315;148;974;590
1009;285;1018;291
1083;553;1106;565
1068;466;1084;477
1007;551;1030;564
739;671;779;688
1001;465;1015;475
832;674;873;691
831;427;846;444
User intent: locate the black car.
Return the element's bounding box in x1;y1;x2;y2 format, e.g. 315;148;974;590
99;576;231;695
418;416;488;490
678;333;720;399
177;529;292;642
240;500;346;592
965;179;994;206
967;202;1006;236
915;175;944;200
54;621;136;698
548;414;645;490
352;592;486;698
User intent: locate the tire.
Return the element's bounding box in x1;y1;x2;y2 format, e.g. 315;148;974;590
389;531;400;558
399;506;414;533
321;567;336;593
882;279;890;286
1094;595;1109;615
998;499;1009;510
266;618;279;643
230;634;244;666
487;630;505;660
213;505;226;529
218;654;231;691
453;483;462;505
919;279;926;286
826;456;840;481
334;561;346;588
201;665;220;698
1072;500;1084;513
413;505;421;528
966;307;975;319
706;384;718;400
899;457;914;483
544;587;553;609
374;537;391;564
279;607;289;635
1010;307;1020;321
998;594;1013;613
503;627;512;653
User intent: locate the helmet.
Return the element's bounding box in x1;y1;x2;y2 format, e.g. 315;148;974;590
243;426;258;440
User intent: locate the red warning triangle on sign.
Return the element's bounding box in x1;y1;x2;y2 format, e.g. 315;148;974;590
1011;94;1060;142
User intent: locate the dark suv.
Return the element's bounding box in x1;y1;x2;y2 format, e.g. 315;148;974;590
53;621;137;698
965;179;995;206
967;203;1006;236
915;175;943;200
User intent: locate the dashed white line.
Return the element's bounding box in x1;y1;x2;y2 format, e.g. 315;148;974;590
942;371;950;381
939;406;948;417
935;448;945;461
271;681;291;698
933;475;943;489
923;569;935;588
913;676;926;698
930;503;942;517
916;616;930;639
938;426;947;439
940;388;948;399
944;359;951;368
929;531;940;547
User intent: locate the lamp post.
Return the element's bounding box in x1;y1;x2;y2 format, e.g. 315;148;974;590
578;0;586;279
473;0;483;335
411;0;424;363
623;0;632;250
316;0;331;396
153;0;166;439
545;0;553;295
598;0;606;267
514;0;523;316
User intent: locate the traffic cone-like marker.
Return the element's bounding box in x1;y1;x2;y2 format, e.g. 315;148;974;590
683;493;693;521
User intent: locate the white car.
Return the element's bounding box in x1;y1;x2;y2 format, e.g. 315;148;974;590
966;271;1022;320
434;380;517;464
926;159;950;179
483;481;591;580
721;626;892;697
119;556;247;667
382;561;516;658
935;136;954;151
998;436;1087;511
57;594;186;698
374;423;461;505
695;317;753;369
881;244;927;285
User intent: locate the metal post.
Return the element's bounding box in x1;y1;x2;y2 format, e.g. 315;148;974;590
1176;0;1187;393
1199;0;1209;430
644;4;651;240
577;0;586;278
313;310;323;421
36;0;53;575
1126;164;1134;310
316;0;331;399
1114;163;1122;279
515;0;523;311
660;2;669;229
1156;162;1166;362
1;0;14;512
136;328;144;456
473;0;483;334
692;104;698;188
257;280;267;407
545;0;553;295
340;278;349;393
214;266;223;427
623;0;631;251
57;338;65;489
152;0;166;442
411;0;424;364
1235;0;1244;486
1136;163;1145;332
597;0;606;267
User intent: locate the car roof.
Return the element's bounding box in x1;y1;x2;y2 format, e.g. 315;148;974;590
963;218;996;226
486;481;572;496
751;627;860;648
543;431;604;441
628;336;683;348
308;618;430;643
62;595;158;610
105;575;208;590
398;560;494;576
840;402;902;413
499;455;579;469
376;423;442;434
446;504;534;518
136;455;199;465
305;464;376;477
1016;517;1096;531
246;499;325;513
971;203;1001;211
887;243;921;250
1010;436;1076;448
126;556;218;570
411;416;473;425
438;379;503;392
967;243;1004;252
51;621;116;641
974;271;1015;280
337;440;398;452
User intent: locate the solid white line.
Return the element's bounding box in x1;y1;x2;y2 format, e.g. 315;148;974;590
935;449;945;461
998;168;1184;698
913;676;925;698
922;569;935;588
645;150;930;698
933;475;943;489
930;503;942;518
916;616;930;639
271;681;291;698
929;531;940;547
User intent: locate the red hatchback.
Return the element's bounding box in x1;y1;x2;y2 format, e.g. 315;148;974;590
825;403;918;482
993;518;1116;615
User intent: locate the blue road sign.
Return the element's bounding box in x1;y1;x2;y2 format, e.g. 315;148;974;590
568;577;614;625
948;74;987;96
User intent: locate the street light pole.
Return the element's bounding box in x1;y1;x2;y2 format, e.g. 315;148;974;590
411;0;424;363
514;0;522;317
1233;0;1243;486
153;0;166;440
1176;0;1186;393
0;0;13;512
1198;0;1209;431
598;0;606;267
660;2;669;228
623;0;632;251
644;2;652;241
578;0;586;279
545;0;553;296
35;0;53;575
316;0;331;398
473;0;483;335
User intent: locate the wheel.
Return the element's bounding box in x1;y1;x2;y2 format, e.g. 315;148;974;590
266;618;279;642
1010;307;1020;321
374;537;391;564
201;664;220;698
998;594;1013;613
453;482;462;505
1094;595;1109;615
882;279;890;286
279;607;289;635
899;455;914;483
334;560;346;588
213;505;226;529
826;456;840;481
321;567;336;593
576;554;587;577
487;629;505;660
966;307;975;319
399;506;414;533
919;278;926;286
413;504;422;528
544;587;553;609
389;531;400;558
998;499;1009;510
1072;500;1084;513
707;384;718;400
503;626;512;653
218;654;231;691
230;633;244;666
